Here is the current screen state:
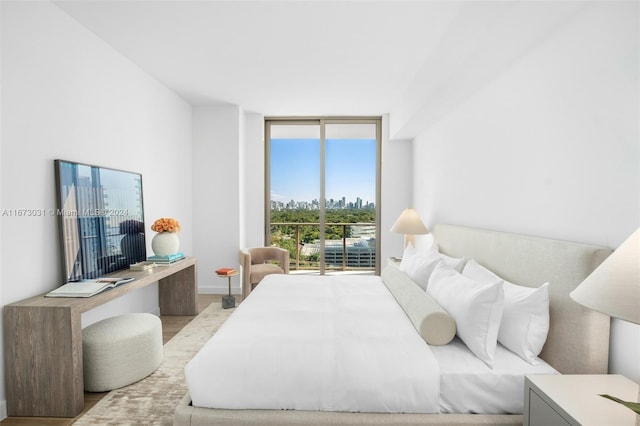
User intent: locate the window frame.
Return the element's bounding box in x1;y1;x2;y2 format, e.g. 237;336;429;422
264;117;382;275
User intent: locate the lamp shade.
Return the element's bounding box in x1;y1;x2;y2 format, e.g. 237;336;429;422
390;208;429;235
570;228;640;324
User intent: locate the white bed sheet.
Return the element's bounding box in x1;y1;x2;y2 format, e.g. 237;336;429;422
430;337;559;414
185;274;442;413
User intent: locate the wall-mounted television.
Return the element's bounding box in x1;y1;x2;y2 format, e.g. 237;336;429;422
54;159;146;282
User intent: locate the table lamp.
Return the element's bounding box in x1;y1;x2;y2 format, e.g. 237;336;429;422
390;208;429;249
570;227;640;416
570;228;640;324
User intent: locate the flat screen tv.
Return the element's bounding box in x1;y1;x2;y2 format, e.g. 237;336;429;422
54;159;146;282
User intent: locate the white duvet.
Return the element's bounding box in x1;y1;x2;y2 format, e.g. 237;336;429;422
431;338;558;414
185;274;441;413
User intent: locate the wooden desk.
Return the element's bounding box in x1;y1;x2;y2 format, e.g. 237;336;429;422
3;257;198;417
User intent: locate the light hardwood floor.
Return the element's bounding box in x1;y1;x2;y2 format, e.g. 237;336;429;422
1;294;221;426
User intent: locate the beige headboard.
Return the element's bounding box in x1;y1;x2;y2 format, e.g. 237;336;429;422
433;224;612;375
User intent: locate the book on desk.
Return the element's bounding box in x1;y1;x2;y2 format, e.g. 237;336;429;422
45;277;135;298
147;252;185;264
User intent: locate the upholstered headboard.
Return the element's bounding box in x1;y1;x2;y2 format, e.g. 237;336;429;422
433;224;612;375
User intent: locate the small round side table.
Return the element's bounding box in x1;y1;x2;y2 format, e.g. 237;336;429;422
217;270;238;309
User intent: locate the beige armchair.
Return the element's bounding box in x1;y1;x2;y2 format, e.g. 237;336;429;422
239;247;290;297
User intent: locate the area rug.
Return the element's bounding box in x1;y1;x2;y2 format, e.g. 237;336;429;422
74;300;235;426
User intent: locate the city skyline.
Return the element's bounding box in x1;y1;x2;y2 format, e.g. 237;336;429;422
270;137;376;205
271;195;375;211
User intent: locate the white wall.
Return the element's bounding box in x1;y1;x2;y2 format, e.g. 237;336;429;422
240;112;266;250
411;2;639;381
192;107;263;295
381;115;415;260
192;106;243;294
0;1;193;416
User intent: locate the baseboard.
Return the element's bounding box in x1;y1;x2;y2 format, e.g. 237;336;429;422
0;399;7;420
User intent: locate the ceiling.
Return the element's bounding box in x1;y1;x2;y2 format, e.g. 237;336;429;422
53;0;587;135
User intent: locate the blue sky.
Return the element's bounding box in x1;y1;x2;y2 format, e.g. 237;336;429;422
270;138;376;205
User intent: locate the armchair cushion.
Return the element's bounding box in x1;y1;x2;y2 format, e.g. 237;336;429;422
250;263;285;285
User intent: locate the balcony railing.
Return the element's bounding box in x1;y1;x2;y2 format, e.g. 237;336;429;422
270;222;376;272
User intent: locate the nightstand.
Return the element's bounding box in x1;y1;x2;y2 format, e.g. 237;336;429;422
388;257;402;266
524;374;639;426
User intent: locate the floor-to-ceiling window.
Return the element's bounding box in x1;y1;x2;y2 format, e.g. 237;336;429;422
266;118;381;275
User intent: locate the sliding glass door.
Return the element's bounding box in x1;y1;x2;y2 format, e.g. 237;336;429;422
266;118;381;275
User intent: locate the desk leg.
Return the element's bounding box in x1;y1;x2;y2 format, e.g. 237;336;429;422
4;306;84;417
158;264;198;315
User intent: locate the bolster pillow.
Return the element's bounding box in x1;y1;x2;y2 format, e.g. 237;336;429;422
382;263;456;345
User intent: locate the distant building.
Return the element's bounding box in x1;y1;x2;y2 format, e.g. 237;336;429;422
300;236;376;268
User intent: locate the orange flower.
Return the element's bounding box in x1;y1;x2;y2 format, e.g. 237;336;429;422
151;217;181;233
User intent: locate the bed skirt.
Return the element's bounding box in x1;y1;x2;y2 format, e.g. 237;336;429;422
173;393;522;426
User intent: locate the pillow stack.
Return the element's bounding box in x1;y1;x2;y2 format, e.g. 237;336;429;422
462;259;550;365
397;243;550;367
399;243;465;290
427;263;504;367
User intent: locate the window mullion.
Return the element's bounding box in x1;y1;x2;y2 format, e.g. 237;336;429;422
319;120;326;275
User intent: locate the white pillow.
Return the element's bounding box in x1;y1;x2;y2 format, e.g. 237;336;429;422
399;242;419;270
422;233;435;250
399;244;445;290
427;263;504;367
437;252;466;272
462;259;550;364
401;241;462;262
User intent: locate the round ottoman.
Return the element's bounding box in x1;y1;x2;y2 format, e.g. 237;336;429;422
82;313;163;392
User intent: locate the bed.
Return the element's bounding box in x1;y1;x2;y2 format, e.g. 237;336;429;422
174;224;612;426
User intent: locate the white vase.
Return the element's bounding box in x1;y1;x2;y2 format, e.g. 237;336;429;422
151;232;180;256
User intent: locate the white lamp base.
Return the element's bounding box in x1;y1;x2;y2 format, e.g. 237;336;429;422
403;234;416;249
